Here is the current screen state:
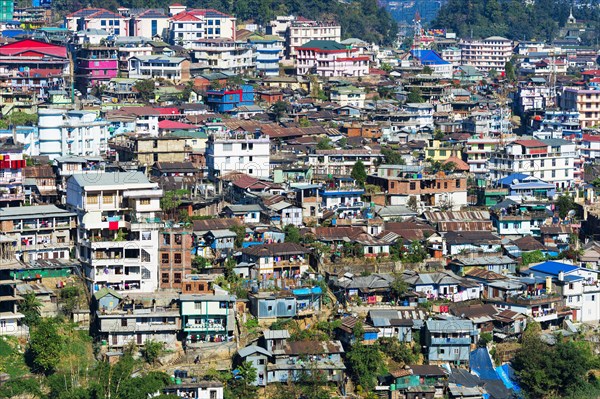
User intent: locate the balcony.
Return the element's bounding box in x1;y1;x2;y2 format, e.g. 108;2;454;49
495;293;562;306
430;337;472;345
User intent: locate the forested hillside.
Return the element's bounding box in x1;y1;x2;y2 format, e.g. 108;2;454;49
432;0;600;42
52;0;399;45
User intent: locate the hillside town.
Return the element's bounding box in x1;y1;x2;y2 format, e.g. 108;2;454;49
1;2;600;399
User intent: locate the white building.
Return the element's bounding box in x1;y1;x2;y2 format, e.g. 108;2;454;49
67;172;163;294
488;138;578;189
128;55;190;82
37;109;110;161
286;18;341;60
330;86;366;108
65;8;128;36
308;149;383;176
248;34;284;76
459;36;513;73
190;39;254;74
296;40;369;77
168;8;236;48
441;47;461;66
205;130;270;180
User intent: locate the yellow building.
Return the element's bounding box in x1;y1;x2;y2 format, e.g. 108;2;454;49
425;139;462;162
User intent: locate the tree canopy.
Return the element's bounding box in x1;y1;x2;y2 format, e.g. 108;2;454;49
351;160;368;186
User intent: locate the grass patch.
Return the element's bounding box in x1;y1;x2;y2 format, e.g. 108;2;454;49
0;336;29;378
56;323;95;373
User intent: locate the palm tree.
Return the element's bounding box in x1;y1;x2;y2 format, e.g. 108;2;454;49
19;291;42;327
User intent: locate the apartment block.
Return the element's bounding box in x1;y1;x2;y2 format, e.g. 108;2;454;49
459;36;513;73
190;39;254;74
205;129;270;180
286;18;341;60
159;227;194;289
37;109;110;160
0;205;76;263
0;138;24;206
296;40;369;77
65;8;128;36
180;293;236;346
66;172;163;294
128;55;191;83
168;8;236;48
561;87;600;129
75;47;119;89
488;138;577;189
308;149;383;177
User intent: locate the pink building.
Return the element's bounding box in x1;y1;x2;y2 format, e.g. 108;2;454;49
75;47;119;89
296;40;369;77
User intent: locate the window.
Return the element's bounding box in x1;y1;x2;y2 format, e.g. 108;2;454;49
174;253;182;264
220;301;227;308
453;348;460;354
162;273;169;283
140;198;150;205
87;195;99;204
194;302;202;310
409;182;416;190
175;234;182;244
242;143;247;150
162;253;169;264
439;349;445;354
569;283;574;290
456;179;461;188
210;391;217;399
174;273;181;283
444;182;448;189
121;319;127;327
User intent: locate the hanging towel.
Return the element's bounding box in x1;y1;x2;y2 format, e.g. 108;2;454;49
109;221;119;230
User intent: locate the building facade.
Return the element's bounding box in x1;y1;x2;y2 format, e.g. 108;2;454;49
459;36;513;73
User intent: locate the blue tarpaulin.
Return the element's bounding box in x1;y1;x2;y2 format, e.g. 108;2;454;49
496;364;521;393
470;348;500;380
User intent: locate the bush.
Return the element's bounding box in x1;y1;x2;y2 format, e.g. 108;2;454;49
142;340;164;364
479;332;493;347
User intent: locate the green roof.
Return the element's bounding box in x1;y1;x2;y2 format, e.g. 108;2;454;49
299;40;346;51
93;287;122;301
171;129;208;138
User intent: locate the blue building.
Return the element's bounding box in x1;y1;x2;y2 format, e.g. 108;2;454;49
205;84;254;113
248;34;283;76
424;319;477;366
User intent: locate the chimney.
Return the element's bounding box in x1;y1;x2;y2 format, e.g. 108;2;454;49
558;271;565;281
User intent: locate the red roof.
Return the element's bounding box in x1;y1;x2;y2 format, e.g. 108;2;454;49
157;107;180;115
369;68;388;75
171;2;184;6
158;120;197;130
171;12;200;21
514;139;546;148
0;39;67;58
583;134;600;143
582;70;600;76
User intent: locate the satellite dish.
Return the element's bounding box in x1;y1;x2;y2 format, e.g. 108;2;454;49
512;179;519;185
568;210;576;217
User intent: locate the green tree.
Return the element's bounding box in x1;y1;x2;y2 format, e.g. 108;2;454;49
229;224;246;248
283;224;302;243
351;160;368;186
27;318;63;375
133;79;156;102
505;61;517;81
379;337;418;365
60;285;80;318
390;273;409;300
522;250;546;266
18;291;42;327
556;195;577;219
316;137;334;150
160;191;182;220
407;88;425;103
346;343;386;392
422;65;433;75
227;361;258;399
142;340;163;364
381;148;406;165
271;100;290;121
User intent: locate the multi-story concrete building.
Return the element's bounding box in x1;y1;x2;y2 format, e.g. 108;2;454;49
330;86;366;108
205;129;270;180
37;109;110;160
124;8;170;38
459;36;513;73
168;8;236;48
248;34;284;76
205;84;255;113
561;86;600;129
180;292;236;346
65;8;128;36
296;40;369;77
75;47;119;89
67;172;163;294
159;227;194;290
286;18;341;60
465;136;506;178
516;78;552;114
0;138;24;206
0;39;69;95
308;149;383;177
367;173;468;210
128;55;191;83
0;205;76;262
110;135;191;166
488;138;578;189
441;46;461;66
190;39;254;74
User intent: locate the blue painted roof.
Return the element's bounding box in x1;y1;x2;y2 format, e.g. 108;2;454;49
528;261;578;276
510;182;555;189
410;49;450;65
497;173;530;186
